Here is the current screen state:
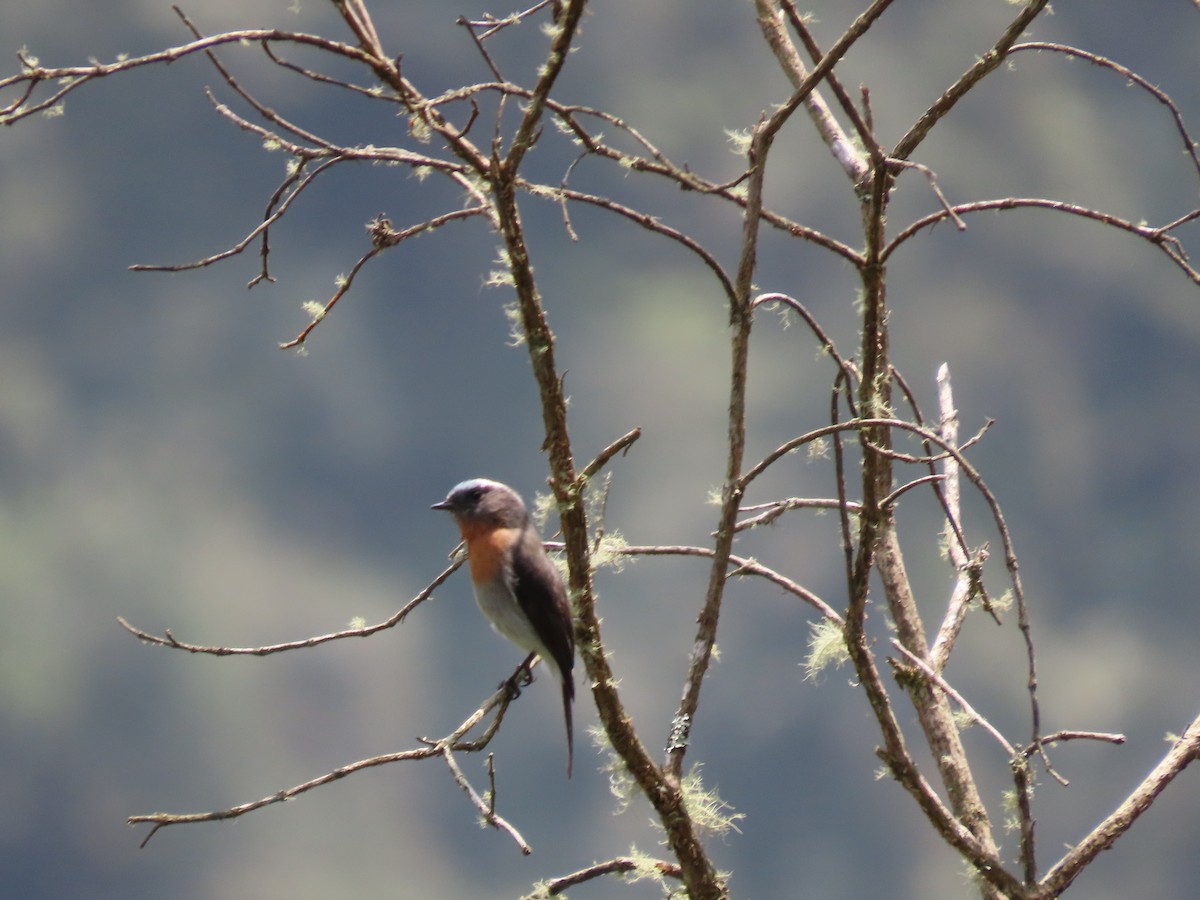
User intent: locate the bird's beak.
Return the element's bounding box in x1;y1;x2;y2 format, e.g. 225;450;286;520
431;499;453;511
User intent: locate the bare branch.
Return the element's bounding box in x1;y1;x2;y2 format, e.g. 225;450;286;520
441;745;531;854
459;0;559;42
534;98;863;264
753;0;870;184
879;473;946;509
547;183;739;304
279;207;485;349
1010;42;1200;180
1038;714;1200;897
756;0;899;156
1023;730;1127;756
886;198;1200;283
117;559;462;656
579;427;642;482
892;0;1052;161
1;30;378;125
930;363;973;670
733;497;863;533
176;9;369;155
456;14;506;82
332;0;387;61
503;0;586;170
888;159;967;230
612;544;843;625
130;155;345;274
522;857;684;898
261;42;399;102
891;640;1016;758
752;292;861;391
130;675;520;848
779;0;883;169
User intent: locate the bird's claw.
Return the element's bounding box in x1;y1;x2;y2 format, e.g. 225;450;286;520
501;665;534;700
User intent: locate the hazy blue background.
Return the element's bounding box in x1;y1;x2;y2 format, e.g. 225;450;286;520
2;2;1198;897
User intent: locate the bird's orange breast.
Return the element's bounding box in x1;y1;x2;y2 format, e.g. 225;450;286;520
458;521;522;584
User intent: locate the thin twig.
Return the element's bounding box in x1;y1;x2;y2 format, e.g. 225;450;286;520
118;559;462;656
442;745;531;854
459;0;558;41
891;640;1015;757
1010;42;1200;180
456;15;505;82
130;155;344;273
521;857;684;898
1;30;379;125
733;497;863;532
752;292;861;394
886;198;1200;284
175;6;343;152
888;158;966;229
754;0;871;184
930;363;973;670
279;207;485;349
580;427;642;481
780;0;883;171
892;0;1052;161
262;42;401;103
1038;714;1200;897
879;473;945;508
130;674;520;848
545;183;739;303
608;544;842;625
1023;730;1126;756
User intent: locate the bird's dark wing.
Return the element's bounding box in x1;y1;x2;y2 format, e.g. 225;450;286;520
510;525;575;776
509;527;575;687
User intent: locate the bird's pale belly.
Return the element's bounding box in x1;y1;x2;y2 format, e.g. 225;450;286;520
472;580;559;679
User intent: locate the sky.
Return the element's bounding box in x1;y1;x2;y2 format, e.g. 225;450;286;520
2;2;1199;898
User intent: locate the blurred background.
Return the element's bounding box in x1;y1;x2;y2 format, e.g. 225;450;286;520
1;1;1198;897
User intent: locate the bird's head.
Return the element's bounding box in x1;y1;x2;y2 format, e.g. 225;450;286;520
432;478;528;529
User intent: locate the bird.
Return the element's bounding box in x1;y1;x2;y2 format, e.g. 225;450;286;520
432;478;576;777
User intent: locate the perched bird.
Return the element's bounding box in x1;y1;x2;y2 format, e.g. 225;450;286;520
432;478;576;777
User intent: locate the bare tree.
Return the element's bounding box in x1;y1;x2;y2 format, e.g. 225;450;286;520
5;2;1198;897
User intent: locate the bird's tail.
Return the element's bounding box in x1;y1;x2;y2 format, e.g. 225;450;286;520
561;676;574;779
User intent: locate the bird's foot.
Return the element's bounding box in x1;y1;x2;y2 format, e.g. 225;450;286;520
500;655;536;699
